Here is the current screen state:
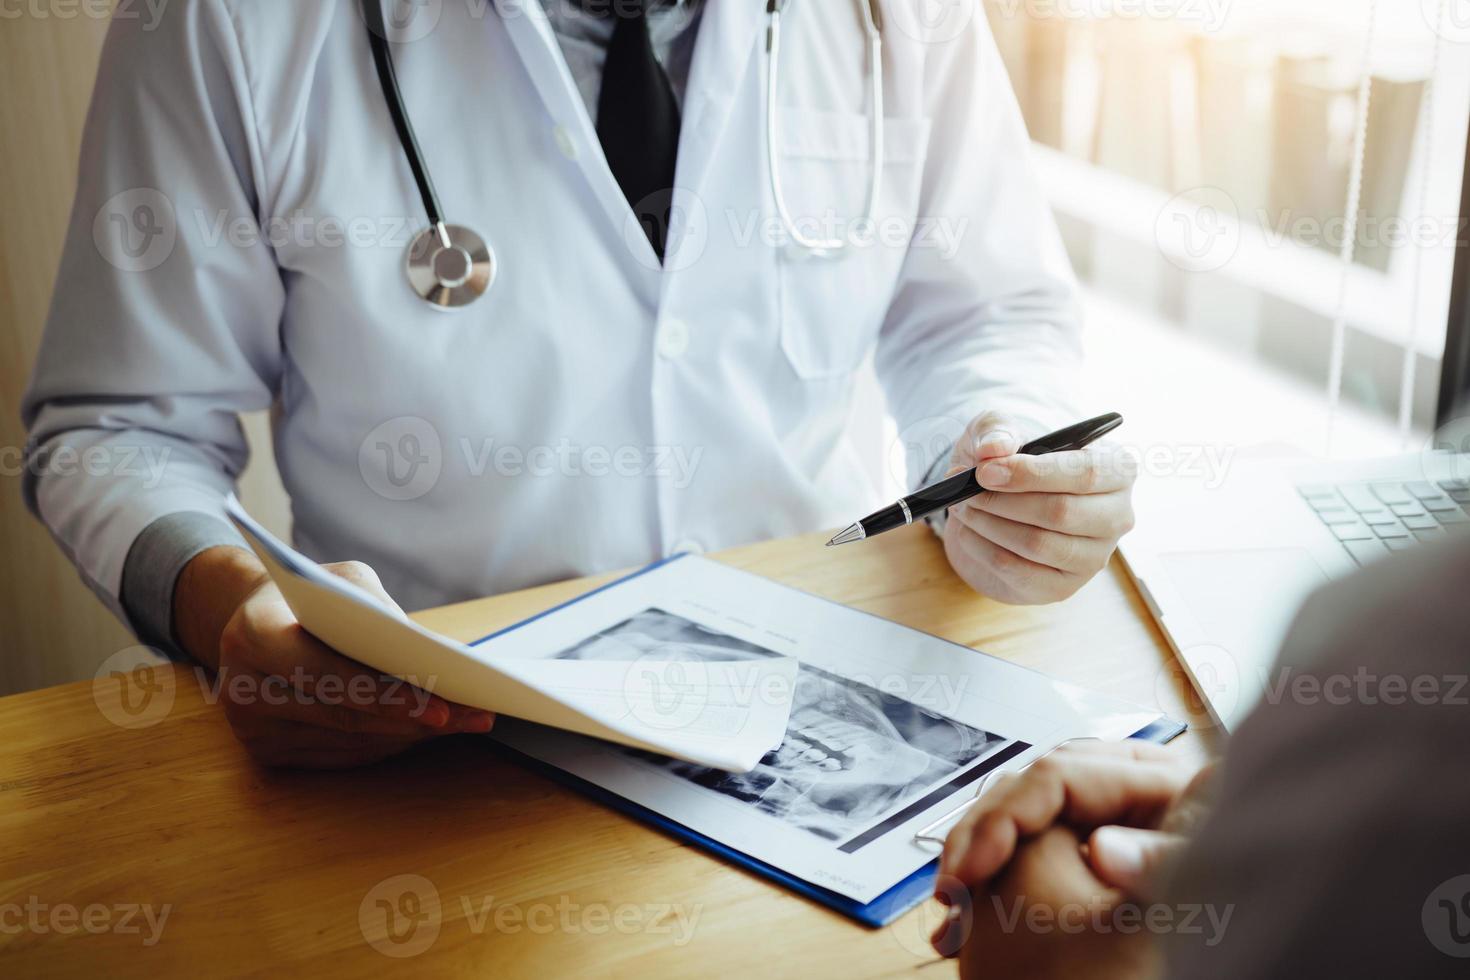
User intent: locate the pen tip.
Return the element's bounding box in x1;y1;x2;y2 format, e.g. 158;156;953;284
826;523;866;547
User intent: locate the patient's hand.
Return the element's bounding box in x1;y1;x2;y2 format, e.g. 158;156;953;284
949;825;1164;980
932;741;1206;976
938;741;1198;899
177;547;494;768
941;411;1137;604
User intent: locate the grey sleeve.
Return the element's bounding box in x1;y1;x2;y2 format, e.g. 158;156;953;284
119;511;250;660
1160;538;1470;979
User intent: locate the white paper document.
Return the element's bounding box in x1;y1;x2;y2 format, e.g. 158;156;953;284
224;498;797;772
229;497;1176;907
477;554;1177;906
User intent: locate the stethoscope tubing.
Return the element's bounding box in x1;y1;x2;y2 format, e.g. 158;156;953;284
361;0;451;247
765;0;885;257
363;0;889;307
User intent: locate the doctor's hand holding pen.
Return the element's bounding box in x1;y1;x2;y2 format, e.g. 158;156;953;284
940;411;1138;605
172;547;495;768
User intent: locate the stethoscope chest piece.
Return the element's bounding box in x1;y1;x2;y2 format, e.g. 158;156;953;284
405;222;495;311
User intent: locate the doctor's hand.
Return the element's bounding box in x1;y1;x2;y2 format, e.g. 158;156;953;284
940;412;1137;604
175;547;495;768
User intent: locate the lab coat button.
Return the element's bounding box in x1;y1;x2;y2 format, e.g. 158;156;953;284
671;538;704;556
553;125;578;160
656;318;690;359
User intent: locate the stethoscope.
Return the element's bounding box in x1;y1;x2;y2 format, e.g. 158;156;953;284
361;0;494;311
361;0;885;311
766;0;885;257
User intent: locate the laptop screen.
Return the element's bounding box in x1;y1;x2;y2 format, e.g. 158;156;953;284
1443;128;1470;427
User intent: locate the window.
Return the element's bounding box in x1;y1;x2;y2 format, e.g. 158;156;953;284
986;0;1470;456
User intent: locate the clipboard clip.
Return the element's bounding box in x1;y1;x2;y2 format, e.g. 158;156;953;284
911;737;1101;849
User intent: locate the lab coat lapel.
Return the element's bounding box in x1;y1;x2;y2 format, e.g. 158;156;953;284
497;1;663;273
676;0;764;207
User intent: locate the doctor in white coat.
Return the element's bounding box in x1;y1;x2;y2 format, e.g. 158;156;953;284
23;0;1136;767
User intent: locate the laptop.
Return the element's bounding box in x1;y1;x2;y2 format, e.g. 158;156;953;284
1119;135;1470;733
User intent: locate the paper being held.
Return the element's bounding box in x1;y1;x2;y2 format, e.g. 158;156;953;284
223;497;796;772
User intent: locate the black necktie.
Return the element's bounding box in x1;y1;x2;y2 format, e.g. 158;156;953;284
596;0;681;261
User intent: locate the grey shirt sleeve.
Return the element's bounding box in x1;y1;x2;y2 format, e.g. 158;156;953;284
1160;537;1470;978
119;511;250;659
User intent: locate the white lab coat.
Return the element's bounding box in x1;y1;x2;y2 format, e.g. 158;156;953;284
24;0;1080;618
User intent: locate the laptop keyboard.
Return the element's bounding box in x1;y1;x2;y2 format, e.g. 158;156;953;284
1298;478;1470;567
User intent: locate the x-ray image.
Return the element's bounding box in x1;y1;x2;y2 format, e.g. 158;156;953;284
554;608;1007;843
555;606;778;663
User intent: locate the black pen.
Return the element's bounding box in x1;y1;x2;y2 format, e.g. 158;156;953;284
826;413;1124;546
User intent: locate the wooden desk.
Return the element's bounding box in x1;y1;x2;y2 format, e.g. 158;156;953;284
0;527;1216;977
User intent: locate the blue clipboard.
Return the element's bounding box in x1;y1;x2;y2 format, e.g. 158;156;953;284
472;556;1188;929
